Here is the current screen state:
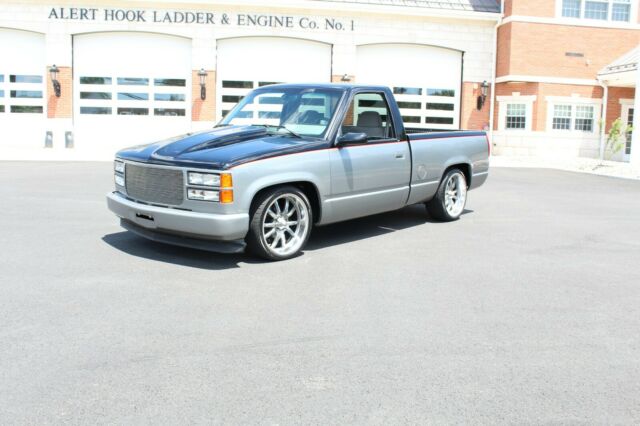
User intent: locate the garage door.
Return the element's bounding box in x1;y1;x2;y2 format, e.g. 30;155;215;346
356;44;462;130
74;32;192;153
0;29;46;149
216;37;332;121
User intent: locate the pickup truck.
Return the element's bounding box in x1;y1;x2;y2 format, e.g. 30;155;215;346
107;83;490;260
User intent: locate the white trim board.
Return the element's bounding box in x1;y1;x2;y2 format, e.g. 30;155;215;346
496;75;600;86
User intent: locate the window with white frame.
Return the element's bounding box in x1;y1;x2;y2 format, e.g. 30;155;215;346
550;102;597;132
575;105;595;131
505;103;527;130
561;0;632;22
552;105;572;130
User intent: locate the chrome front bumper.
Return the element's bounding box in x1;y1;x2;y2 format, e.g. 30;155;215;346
106;191;250;242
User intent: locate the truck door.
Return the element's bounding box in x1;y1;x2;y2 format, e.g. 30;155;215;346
326;91;411;223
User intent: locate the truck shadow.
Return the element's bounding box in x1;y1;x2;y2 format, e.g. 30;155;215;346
102;205;473;270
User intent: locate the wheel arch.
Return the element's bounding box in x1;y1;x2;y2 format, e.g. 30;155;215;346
441;162;472;187
249;180;322;224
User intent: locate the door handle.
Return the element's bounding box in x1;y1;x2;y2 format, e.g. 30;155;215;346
395;152;405;159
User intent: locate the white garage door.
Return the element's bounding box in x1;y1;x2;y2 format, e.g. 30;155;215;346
356;44;462;130
74;32;192;153
0;29;46;149
216;37;332;121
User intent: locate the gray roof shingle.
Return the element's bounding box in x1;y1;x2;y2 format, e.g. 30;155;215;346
313;0;501;13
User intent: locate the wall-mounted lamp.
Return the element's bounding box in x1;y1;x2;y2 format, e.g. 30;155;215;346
476;80;489;110
340;73;351;82
198;68;208;101
49;64;61;97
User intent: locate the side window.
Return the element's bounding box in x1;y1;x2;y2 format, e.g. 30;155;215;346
341;92;395;140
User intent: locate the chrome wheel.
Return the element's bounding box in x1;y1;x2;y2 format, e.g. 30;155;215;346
444;172;467;217
262;193;310;257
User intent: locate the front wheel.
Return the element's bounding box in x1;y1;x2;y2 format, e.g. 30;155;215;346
246;186;313;261
426;169;468;221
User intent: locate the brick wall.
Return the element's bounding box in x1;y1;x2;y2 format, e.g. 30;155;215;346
332;74;354;83
606;86;635;130
461;81;491;130
191;69;215;121
506;0;556;18
46;65;71;119
500;22;640;79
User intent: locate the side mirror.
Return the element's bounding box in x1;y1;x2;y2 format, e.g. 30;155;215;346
336;132;368;147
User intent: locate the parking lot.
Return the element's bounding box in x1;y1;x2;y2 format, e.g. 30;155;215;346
1;162;639;424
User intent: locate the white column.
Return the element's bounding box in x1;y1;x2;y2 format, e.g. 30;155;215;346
631;65;640;166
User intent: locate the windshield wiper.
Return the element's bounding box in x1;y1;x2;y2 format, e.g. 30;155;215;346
214;123;231;128
251;124;303;139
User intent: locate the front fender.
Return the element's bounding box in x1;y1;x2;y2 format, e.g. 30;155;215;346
229;150;331;218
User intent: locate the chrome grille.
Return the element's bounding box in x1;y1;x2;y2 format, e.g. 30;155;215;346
125;164;184;206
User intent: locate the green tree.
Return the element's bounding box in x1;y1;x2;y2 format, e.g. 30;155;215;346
604;118;632;161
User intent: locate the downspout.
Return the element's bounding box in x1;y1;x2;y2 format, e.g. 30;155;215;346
598;78;608;161
488;1;503;151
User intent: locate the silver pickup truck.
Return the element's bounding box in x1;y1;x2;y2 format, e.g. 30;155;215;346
107;83;489;260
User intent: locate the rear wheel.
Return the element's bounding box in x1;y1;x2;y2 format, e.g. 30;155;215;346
246;186;312;261
426;169;468;221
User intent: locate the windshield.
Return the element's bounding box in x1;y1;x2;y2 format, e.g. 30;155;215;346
219;87;345;138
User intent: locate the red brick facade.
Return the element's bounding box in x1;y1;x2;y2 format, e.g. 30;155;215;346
46;65;72;119
495;0;640;134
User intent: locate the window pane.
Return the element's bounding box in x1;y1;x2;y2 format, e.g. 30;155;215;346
222;80;253;89
258;82;281;87
427;89;455;97
258;111;281;119
552;105;572;130
117;77;149;86
358;99;386;108
575;105;594;131
222;95;244;103
10;75;42;83
10;90;42;98
154;108;185;116
402;116;421;123
393;87;421;95
585;1;608;19
80;107;112;114
154;78;185;87
425;117;454;125
426;102;455;111
118;92;149;101
0;105;4;112
505;103;526;129
0;90;3;98
80;92;112;100
80;77;111;85
0;75;4;83
117;107;148;115
258;96;284;105
562;0;581;17
154;93;185;102
612;3;630;21
397;101;421;109
10;105;43;113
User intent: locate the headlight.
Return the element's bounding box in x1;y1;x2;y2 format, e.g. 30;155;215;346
187;188;219;202
188;172;219;187
114;160;125;174
115;174;125;187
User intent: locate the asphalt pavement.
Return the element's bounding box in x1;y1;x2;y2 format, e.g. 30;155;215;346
1;162;639;424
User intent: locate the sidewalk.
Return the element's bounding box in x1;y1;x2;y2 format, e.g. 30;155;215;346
491;155;640;181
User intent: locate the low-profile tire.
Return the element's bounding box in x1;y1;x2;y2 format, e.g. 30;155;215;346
246;185;313;261
426;168;468;222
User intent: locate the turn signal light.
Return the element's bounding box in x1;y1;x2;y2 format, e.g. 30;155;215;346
220;173;233;188
220;189;234;204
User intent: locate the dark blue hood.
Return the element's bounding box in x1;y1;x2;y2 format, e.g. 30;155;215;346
116;125;330;170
